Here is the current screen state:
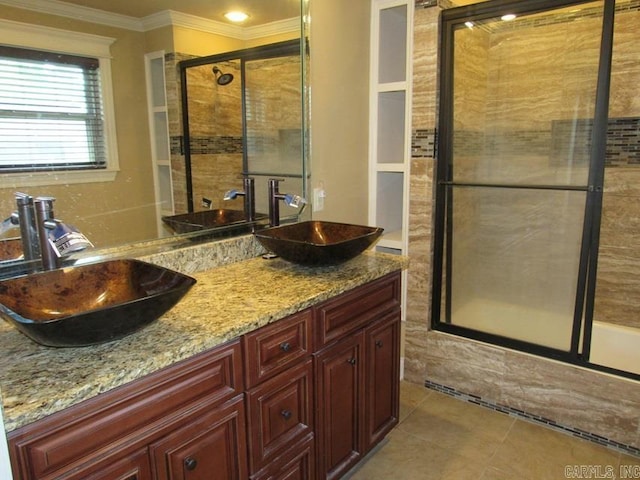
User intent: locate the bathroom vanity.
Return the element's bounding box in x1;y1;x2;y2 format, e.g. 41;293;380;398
0;249;405;480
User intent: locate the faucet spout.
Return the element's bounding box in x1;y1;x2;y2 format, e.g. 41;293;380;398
34;197;58;271
14;192;40;263
223;177;256;222
267;178;306;227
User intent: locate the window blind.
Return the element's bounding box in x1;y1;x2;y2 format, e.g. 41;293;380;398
0;45;106;172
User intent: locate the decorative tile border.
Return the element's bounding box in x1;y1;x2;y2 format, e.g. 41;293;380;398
551;117;640;167
169;135;243;156
424;379;640;458
411;128;437;159
434;117;640;167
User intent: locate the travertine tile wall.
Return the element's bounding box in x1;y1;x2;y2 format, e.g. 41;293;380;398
164;53;301;215
405;0;640;450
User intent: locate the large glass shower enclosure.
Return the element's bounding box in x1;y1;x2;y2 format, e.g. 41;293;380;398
179;40;303;217
433;0;640;379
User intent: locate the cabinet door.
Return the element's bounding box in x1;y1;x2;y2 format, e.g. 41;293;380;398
250;434;315;480
56;448;152;480
314;332;364;480
246;359;314;473
364;311;401;452
150;394;248;480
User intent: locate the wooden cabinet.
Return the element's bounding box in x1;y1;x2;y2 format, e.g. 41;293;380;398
251;434;315;480
314;273;401;479
315;332;365;480
244;310;315;477
8;272;401;480
8;341;244;480
364;311;401;451
150;395;248;480
60;448;152;480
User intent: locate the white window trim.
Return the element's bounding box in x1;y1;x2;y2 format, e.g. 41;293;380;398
0;18;119;187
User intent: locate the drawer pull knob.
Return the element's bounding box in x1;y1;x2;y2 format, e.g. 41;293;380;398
281;409;293;420
184;457;198;471
375;340;384;348
280;342;292;352
347;357;356;365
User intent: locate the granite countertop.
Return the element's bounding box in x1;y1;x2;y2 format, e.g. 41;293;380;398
0;251;406;432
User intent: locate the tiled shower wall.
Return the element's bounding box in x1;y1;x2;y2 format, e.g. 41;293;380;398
405;0;640;451
164;52;302;216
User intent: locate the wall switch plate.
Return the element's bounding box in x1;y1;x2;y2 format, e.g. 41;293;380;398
313;187;325;212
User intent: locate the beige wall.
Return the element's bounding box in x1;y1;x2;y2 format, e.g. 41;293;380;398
309;0;371;224
0;6;157;248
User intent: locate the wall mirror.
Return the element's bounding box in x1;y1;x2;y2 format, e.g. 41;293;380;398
0;0;309;274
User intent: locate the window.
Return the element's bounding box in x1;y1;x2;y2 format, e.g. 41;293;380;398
0;46;106;172
0;19;118;186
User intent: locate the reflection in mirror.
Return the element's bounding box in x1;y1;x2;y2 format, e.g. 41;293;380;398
0;0;308;276
176;40;303;233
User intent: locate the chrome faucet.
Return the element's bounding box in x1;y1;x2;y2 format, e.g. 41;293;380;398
223;177;256;222
8;194;93;271
267;178;306;227
34;197;60;271
12;192;40;263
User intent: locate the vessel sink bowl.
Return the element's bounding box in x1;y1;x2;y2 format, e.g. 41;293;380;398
0;259;196;347
162;209;266;234
254;221;383;266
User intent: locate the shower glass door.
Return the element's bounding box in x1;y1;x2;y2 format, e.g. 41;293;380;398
243;51;303;217
434;1;607;353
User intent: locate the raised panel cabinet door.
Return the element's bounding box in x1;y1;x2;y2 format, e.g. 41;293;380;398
364;311;401;452
150;394;248;480
59;448;152;480
250;434;315;480
246;359;314;473
314;332;365;480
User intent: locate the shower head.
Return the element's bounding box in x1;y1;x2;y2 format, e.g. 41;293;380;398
212;66;234;86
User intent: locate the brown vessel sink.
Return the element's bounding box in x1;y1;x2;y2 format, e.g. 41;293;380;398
0;259;196;347
254;221;383;266
162;209;267;234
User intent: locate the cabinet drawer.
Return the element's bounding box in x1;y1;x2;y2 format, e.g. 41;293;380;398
314;272;401;348
250;434;315;480
9;340;243;480
243;309;312;388
246;359;314;473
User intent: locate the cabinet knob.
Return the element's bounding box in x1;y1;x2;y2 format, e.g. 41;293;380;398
281;409;292;420
280;342;292;352
375;340;384;348
184;457;198;471
347;357;356;365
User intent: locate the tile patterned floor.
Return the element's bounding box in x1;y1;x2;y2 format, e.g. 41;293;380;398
346;382;640;480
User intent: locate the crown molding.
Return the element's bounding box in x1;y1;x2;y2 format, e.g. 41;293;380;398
142;10;244;38
0;0;300;39
0;0;144;31
244;17;300;40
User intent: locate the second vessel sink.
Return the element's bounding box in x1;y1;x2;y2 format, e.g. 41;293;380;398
162;209;266;234
0;259;196;347
254;221;384;266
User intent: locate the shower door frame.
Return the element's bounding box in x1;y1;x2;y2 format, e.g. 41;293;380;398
179;39;301;212
431;0;636;379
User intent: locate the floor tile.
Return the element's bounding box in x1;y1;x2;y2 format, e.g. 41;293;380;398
399;380;431;423
346;429;481;480
396;390;515;462
488;420;621;480
350;384;639;480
